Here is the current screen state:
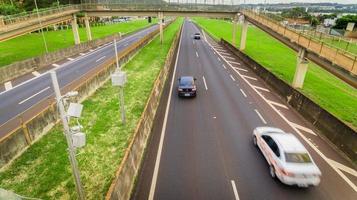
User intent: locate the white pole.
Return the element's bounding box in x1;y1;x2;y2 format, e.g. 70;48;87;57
34;0;48;53
114;38;120;70
50;71;85;200
120;86;126;124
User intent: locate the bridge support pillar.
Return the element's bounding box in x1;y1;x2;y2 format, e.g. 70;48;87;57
232;14;239;47
71;15;80;45
84;13;92;41
292;48;309;89
158;12;164;44
239;17;248;51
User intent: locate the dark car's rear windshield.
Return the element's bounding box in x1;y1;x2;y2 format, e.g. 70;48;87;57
180;77;194;86
194;33;200;35
285;153;312;163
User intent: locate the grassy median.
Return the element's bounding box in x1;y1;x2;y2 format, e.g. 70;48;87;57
0;19;157;67
0;18;182;199
194;18;357;129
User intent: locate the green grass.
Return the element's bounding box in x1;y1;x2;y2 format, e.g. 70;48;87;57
0;18;182;199
0;19;157;67
320;37;357;55
194;18;357;129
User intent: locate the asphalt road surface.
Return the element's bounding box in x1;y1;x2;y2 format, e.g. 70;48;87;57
0;24;158;138
132;20;357;200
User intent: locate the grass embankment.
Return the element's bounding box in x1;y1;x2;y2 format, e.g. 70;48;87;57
0;19;157;67
320;36;357;55
0;18;182;199
194;18;357;129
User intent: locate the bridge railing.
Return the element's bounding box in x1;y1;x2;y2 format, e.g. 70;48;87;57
0;4;80;27
80;3;240;12
242;10;357;76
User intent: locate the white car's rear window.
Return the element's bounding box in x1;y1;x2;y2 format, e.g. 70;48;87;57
285;153;312;163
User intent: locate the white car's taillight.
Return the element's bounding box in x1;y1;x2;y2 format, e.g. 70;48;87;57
281;169;295;177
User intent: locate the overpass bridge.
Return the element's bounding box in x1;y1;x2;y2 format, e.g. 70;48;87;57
0;1;356;88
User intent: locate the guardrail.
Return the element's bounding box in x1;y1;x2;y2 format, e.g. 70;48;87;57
80;3;239;12
242;10;357;76
0;2;239;29
0;4;79;26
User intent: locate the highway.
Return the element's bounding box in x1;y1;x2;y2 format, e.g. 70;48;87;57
132;20;357;200
0;24;158;138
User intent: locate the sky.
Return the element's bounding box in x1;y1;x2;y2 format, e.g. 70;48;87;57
164;0;357;4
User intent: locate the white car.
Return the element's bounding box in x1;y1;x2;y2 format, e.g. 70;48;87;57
253;127;321;187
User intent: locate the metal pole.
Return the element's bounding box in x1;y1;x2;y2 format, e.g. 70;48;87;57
120;86;126;124
34;0;48;53
114;38;119;70
50;71;85;200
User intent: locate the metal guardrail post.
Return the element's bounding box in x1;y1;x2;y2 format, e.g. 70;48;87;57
20;117;32;145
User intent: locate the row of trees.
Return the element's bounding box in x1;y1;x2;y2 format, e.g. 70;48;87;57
0;0;81;15
280;7;356;29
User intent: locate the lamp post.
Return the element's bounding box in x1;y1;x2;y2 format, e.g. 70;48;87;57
50;71;85;200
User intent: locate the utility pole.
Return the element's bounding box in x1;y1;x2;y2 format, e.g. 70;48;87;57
34;0;48;53
50;71;85;200
114;38;119;69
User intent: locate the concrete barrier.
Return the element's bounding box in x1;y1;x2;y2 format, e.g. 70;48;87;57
105;24;182;200
0;24;153;84
221;39;357;162
0;23;165;168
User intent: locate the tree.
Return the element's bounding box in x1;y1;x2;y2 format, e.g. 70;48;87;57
281;7;310;20
333;15;357;29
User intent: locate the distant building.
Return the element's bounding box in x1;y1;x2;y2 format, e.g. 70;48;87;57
323;18;337;27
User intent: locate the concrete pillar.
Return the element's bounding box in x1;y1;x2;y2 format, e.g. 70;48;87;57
232;14;238;47
84;13;92;41
292;48;309;89
239;17;248;51
71;15;80;45
158;12;164;44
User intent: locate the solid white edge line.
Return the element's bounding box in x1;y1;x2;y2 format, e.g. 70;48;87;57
205;35;357;192
52;63;60;67
18;86;50;105
254;109;267;124
231;180;240;200
148;23;184;200
67;57;74;61
230;74;236;81
203;76;208;90
240;89;247;97
4;81;12;90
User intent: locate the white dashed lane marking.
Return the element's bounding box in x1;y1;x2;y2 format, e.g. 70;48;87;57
254;109;267;124
230;74;236;81
240;89;247;97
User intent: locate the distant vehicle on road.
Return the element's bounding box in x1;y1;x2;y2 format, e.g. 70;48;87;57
193;33;201;40
177;76;197;97
253;127;321;187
